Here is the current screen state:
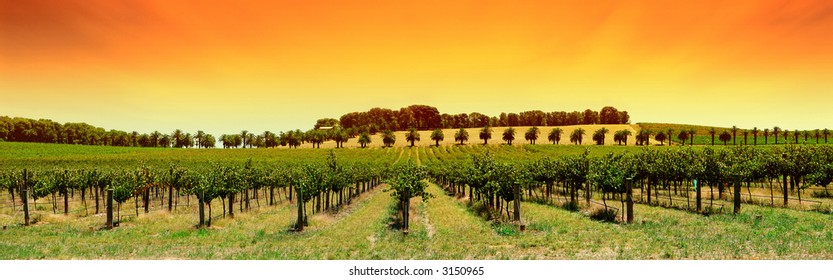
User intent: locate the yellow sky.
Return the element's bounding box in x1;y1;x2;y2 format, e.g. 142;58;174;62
2;0;832;137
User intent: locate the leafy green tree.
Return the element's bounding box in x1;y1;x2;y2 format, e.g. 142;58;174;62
719;130;731;145
752;127;759;145
385;161;432;233
332;128;348;148
824;129;830;143
150;131;162;147
731;126;739;145
502;127;516;145
570;128;585;145
677;130;690;146
358;132;371;148
548;128;563;145
654;131;667;145
524;126;540;144
195;130;205;148
455;128;469;145
613;130;631;145
636;129;651;146
202;134;216;148
592;127;609;145
773;126;781;145
479;126;492;145
382;130;396;147
405;128;420;147
430;128;444;146
240;130;249;148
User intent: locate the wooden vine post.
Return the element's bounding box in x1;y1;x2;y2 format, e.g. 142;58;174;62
106;188;113;229
402;187;410;235
197;190;205;228
295;186;304;231
63;170;69;216
22;169;30;226
513;182;524;231
733;174;742;214
168;168;174;212
625;178;634;224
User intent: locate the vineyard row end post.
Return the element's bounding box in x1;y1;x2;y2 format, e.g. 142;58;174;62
106;188;113;229
23;168;30;226
733;174;742;215
625;177;633;224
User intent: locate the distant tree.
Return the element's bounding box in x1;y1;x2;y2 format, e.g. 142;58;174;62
719;131;731;145
502;127;516;145
220;134;232;149
358;132;371;148
708;127;716;146
245;133;255;148
772;126;781;145
763;128;770;145
405;128;420;147
570;128;585;145
751;127;759;145
814;129;821;144
654;131;667;145
382;130;396;147
548;128;563;145
455;128;469;145
824;129;830;143
172;129;184;148
505;113;519;127
195;130;205;149
688;129;696;146
731;126;739;145
582;109;599;124
524;126;540;144
240;130;249;148
677;130;690;146
613;129;631;145
592;127;608;145
159;135;171;148
150;131;162;147
332;129;348;148
666;129;675;146
232;135;243;148
637;129;651;146
430;128;444;146
479;126;492;145
202;134;216;148
599;106;620;124
742;130;749;145
803;130;810;143
131;131;139;147
794;130;800;144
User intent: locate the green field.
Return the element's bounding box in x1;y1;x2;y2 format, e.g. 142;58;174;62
1;142;832;259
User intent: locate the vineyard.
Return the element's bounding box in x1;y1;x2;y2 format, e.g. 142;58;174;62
1;142;832;259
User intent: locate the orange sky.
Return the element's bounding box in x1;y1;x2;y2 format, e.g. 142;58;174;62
2;0;832;136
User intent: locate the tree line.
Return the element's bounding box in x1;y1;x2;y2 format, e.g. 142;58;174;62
331;105;630;134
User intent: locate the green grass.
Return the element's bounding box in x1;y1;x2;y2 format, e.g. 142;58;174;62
2;142;833;259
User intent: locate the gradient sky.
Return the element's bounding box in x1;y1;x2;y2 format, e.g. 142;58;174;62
2;0;832;137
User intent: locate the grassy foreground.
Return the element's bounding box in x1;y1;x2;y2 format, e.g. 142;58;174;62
1;182;831;259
